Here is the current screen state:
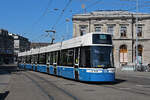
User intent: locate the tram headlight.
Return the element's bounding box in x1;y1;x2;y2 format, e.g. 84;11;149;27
108;68;115;73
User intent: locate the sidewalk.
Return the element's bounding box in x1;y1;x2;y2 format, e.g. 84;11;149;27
0;64;17;94
0;64;17;67
0;64;17;71
116;70;150;79
0;71;11;93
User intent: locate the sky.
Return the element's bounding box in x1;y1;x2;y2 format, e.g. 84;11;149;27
0;0;150;43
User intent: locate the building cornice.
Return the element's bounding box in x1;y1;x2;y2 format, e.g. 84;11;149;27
72;11;150;21
113;38;150;41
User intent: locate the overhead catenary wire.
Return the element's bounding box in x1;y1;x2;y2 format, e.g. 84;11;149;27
26;0;53;43
33;0;53;25
54;0;103;41
33;0;73;43
51;0;73;30
32;0;128;42
49;0;150;37
36;0;73;43
32;0;150;43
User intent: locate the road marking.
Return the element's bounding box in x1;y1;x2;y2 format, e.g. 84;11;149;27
119;87;131;90
143;85;150;88
132;75;150;79
136;85;144;87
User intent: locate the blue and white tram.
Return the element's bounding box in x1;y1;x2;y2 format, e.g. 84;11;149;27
18;32;115;82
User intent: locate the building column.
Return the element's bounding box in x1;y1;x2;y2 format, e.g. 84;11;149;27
127;44;133;65
102;24;107;33
113;46;120;68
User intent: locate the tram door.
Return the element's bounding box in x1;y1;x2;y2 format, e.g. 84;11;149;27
46;53;50;74
35;54;39;72
35;62;37;72
31;56;33;71
31;64;33;71
53;52;58;75
74;48;80;80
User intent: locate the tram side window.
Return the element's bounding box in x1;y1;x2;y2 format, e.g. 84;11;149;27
38;53;46;64
53;52;59;65
32;55;36;64
60;49;74;66
61;50;67;66
67;49;74;66
25;56;27;63
80;47;91;67
34;55;38;64
46;53;50;64
18;57;22;63
31;55;34;64
53;52;56;64
22;57;26;63
50;52;53;65
26;56;31;64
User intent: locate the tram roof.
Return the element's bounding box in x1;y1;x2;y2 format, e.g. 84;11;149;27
18;32;112;56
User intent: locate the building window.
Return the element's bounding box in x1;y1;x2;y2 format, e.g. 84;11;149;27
94;24;101;32
107;25;114;34
137;26;142;37
120;26;127;37
80;25;87;36
120;45;128;65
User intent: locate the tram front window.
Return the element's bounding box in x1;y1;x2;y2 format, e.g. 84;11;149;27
80;46;113;68
91;46;113;68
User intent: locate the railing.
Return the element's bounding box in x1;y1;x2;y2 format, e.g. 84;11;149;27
136;64;150;72
121;63;150;72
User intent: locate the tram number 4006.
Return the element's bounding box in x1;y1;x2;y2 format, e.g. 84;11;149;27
86;69;103;73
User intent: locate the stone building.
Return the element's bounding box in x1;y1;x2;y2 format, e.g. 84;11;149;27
9;33;31;52
9;33;31;63
0;29;14;64
30;42;50;49
0;29;31;64
72;10;150;68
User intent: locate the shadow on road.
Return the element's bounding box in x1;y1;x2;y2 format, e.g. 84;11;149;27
57;74;127;85
0;64;18;74
0;71;10;75
0;91;9;100
2;65;126;86
76;78;127;85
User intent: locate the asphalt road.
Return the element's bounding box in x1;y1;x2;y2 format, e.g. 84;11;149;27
1;66;150;100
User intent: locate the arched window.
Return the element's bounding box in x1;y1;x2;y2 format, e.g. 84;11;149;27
120;45;128;64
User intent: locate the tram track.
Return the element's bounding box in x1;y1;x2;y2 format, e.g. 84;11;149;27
23;71;150;98
23;73;54;100
101;81;150;97
23;71;79;100
5;69;150;100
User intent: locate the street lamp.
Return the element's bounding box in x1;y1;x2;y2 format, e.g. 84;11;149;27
120;0;139;70
135;0;139;70
66;18;70;40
